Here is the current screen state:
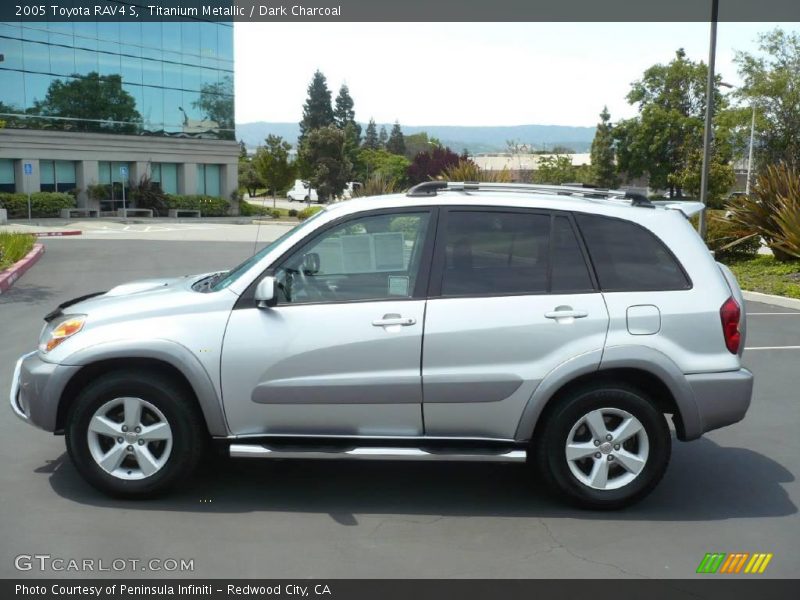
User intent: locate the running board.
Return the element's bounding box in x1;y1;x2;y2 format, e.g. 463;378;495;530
229;444;527;463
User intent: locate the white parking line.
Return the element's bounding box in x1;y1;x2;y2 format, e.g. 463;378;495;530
745;346;800;350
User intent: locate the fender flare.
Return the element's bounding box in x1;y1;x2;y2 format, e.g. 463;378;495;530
514;346;702;442
61;339;230;436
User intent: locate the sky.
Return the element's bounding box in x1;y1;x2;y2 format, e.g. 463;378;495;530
234;22;799;127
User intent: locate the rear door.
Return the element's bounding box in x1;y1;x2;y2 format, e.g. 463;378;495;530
421;208;610;439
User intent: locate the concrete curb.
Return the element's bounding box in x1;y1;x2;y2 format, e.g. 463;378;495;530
34;230;82;237
0;243;45;295
743;290;800;311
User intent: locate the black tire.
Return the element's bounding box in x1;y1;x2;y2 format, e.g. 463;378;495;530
65;370;207;499
534;383;671;510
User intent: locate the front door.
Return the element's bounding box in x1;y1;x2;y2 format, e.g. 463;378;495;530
422;208;610;439
221;208;435;436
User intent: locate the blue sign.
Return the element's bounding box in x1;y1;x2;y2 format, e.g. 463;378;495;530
119;165;128;178
23;163;32;175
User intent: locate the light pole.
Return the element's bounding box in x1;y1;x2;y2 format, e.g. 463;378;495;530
698;0;719;240
745;105;756;194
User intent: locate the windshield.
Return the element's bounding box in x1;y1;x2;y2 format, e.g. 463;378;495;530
210;210;327;292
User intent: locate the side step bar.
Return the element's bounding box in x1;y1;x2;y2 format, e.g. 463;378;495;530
229;444;527;463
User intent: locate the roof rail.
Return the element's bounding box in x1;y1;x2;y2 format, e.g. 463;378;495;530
405;181;655;207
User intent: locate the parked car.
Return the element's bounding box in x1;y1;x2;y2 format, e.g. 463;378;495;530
286;180;318;203
10;182;752;508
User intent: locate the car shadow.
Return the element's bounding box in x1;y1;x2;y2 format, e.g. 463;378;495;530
43;437;796;522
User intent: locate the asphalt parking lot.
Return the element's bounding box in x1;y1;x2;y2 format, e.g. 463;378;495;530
0;237;798;579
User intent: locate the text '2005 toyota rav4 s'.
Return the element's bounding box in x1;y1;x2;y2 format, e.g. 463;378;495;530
10;182;753;509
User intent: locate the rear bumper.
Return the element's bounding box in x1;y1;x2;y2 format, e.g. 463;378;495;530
685;368;753;437
9;351;80;432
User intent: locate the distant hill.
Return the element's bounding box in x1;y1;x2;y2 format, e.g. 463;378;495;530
236;122;596;154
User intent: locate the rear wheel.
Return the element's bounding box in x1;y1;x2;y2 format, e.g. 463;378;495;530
535;383;670;509
66;370;207;498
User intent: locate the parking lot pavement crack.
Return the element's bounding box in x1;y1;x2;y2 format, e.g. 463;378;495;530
537;518;651;579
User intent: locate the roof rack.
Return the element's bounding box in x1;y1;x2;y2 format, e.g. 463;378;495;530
405;181;655;208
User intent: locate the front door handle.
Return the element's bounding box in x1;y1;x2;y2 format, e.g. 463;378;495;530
372;314;416;327
545;308;588;319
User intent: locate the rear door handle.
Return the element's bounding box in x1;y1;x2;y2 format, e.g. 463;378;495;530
545;309;588;319
372;315;416;327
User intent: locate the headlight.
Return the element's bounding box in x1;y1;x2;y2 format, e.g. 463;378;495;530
40;315;86;353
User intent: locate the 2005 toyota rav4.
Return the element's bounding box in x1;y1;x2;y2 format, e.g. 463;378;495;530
10;182;753;509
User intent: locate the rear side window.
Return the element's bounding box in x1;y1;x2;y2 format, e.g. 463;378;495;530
575;214;690;291
442;211;550;296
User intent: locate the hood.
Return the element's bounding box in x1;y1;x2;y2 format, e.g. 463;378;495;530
104;277;186;297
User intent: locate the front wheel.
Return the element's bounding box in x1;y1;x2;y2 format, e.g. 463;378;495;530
534;383;671;509
66;370;207;498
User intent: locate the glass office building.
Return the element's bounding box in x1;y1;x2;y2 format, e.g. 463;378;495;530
0;13;238;206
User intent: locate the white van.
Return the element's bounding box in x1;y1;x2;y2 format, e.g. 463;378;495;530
286;180;318;203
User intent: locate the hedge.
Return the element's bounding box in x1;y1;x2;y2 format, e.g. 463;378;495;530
297;206;324;221
0;192;76;218
165;195;230;217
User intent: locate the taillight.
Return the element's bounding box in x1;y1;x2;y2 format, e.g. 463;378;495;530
720;297;741;354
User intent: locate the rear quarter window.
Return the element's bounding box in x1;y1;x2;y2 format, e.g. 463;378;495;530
575;213;690;292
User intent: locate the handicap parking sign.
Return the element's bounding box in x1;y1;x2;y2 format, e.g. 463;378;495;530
119;165;128;178
23;162;32;175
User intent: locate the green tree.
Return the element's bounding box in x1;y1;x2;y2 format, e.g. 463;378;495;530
533;155;589;185
254;135;296;208
378;125;388;149
297;126;352;202
671;148;736;208
356;148;410;186
33;72;141;134
386;121;406;156
238;160;262;198
404;132;431;160
333;84;361;139
590;106;619;188
298;70;334;147
238;139;248;160
192;75;234;139
363;118;379;150
614;49;729;197
735;28;800;171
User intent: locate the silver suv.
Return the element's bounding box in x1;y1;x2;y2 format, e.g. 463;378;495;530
9;183;753;509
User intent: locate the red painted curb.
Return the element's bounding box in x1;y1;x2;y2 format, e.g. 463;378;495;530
0;243;45;295
34;230;82;237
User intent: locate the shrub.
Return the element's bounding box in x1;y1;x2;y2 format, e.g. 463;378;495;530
437;159;512;183
165;194;230;217
706;214;762;261
130;175;169;215
0;232;36;270
239;200;272;217
297;206;323;221
0;192;75;218
270;209;282;219
726;163;800;261
288;209;298;218
354;173;399;197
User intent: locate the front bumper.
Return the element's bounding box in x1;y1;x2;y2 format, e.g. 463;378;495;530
9;351;80;432
686;368;753;436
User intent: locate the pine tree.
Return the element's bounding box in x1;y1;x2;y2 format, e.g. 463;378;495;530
334;84;361;139
590;106;618;189
298;70;334;147
386;121;406;156
378;125;388;148
238;139;248;160
363;118;379;150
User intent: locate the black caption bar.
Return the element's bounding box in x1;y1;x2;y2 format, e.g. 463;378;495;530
3;0;800;22
4;580;800;600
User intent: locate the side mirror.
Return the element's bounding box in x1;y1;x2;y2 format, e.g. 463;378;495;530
254;276;276;308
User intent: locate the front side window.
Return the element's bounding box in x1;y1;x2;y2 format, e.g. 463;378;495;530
575;213;690;291
274;212;431;304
